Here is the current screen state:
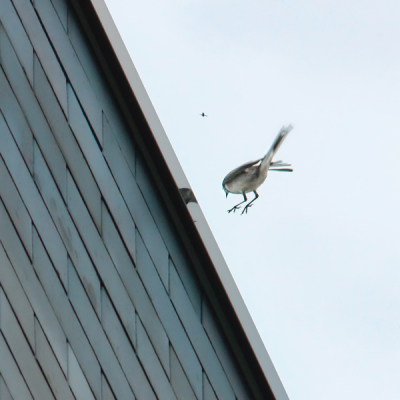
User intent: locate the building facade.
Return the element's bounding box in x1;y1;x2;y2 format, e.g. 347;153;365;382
0;0;289;399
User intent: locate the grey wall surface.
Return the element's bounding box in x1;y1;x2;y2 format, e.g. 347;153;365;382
0;0;257;399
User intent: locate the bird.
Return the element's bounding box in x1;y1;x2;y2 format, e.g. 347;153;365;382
222;125;294;215
200;112;208;117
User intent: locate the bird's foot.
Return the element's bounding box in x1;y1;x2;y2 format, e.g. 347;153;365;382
227;205;241;213
241;204;253;215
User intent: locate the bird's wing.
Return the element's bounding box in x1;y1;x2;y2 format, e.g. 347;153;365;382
222;159;261;185
269;168;293;172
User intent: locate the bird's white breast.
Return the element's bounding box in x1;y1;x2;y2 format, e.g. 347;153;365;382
224;169;267;194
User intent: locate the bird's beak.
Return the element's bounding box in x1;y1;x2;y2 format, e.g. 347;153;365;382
226;192;229;198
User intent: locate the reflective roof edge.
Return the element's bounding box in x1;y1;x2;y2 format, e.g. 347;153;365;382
71;0;290;398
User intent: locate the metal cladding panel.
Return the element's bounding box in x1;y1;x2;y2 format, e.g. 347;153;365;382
100;200;169;364
33;140;100;308
202;297;253;400
0;243;35;349
67;261;136;400
0;206;68;375
33;54;102;230
136;233;203;399
169;263;236;400
101;375;117;400
34;319;76;400
102;113;169;287
67;344;97;400
0;110;68;285
0;334;34;400
66;82;136;260
32;228;102;398
0;156;32;259
170;346;197;400
68;9;136;175
101;288;157;400
35;0;103;142
0;375;14;400
0;0;33;83
11;0;68;112
0;28;67;198
0;65;33;173
0;0;288;398
66;172;138;347
136;152;203;316
50;0;68;31
204;374;219;400
0;291;55;400
102;114;136;205
136;318;178;400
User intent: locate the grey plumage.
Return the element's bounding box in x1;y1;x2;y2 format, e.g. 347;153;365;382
222;125;294;214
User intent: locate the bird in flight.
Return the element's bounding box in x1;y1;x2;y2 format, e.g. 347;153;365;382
222;125;293;215
200;112;208;117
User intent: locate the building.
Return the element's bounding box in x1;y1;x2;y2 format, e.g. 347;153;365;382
0;0;290;399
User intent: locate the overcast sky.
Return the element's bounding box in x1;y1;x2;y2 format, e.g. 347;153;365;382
103;1;400;399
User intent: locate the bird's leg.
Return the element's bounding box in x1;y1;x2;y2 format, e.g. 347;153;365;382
228;193;247;213
241;191;259;215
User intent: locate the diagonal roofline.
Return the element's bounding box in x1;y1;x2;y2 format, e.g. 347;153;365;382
70;0;290;398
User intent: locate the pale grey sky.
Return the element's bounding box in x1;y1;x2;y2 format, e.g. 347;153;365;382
104;1;400;399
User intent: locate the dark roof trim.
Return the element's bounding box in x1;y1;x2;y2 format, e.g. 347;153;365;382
69;1;289;399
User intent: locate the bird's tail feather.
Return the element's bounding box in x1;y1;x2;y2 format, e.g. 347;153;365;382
260;125;293;173
270;160;291;167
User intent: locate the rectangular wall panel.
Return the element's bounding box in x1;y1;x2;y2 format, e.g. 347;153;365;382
0;290;55;400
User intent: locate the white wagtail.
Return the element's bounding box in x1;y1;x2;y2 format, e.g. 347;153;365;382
223;125;293;215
